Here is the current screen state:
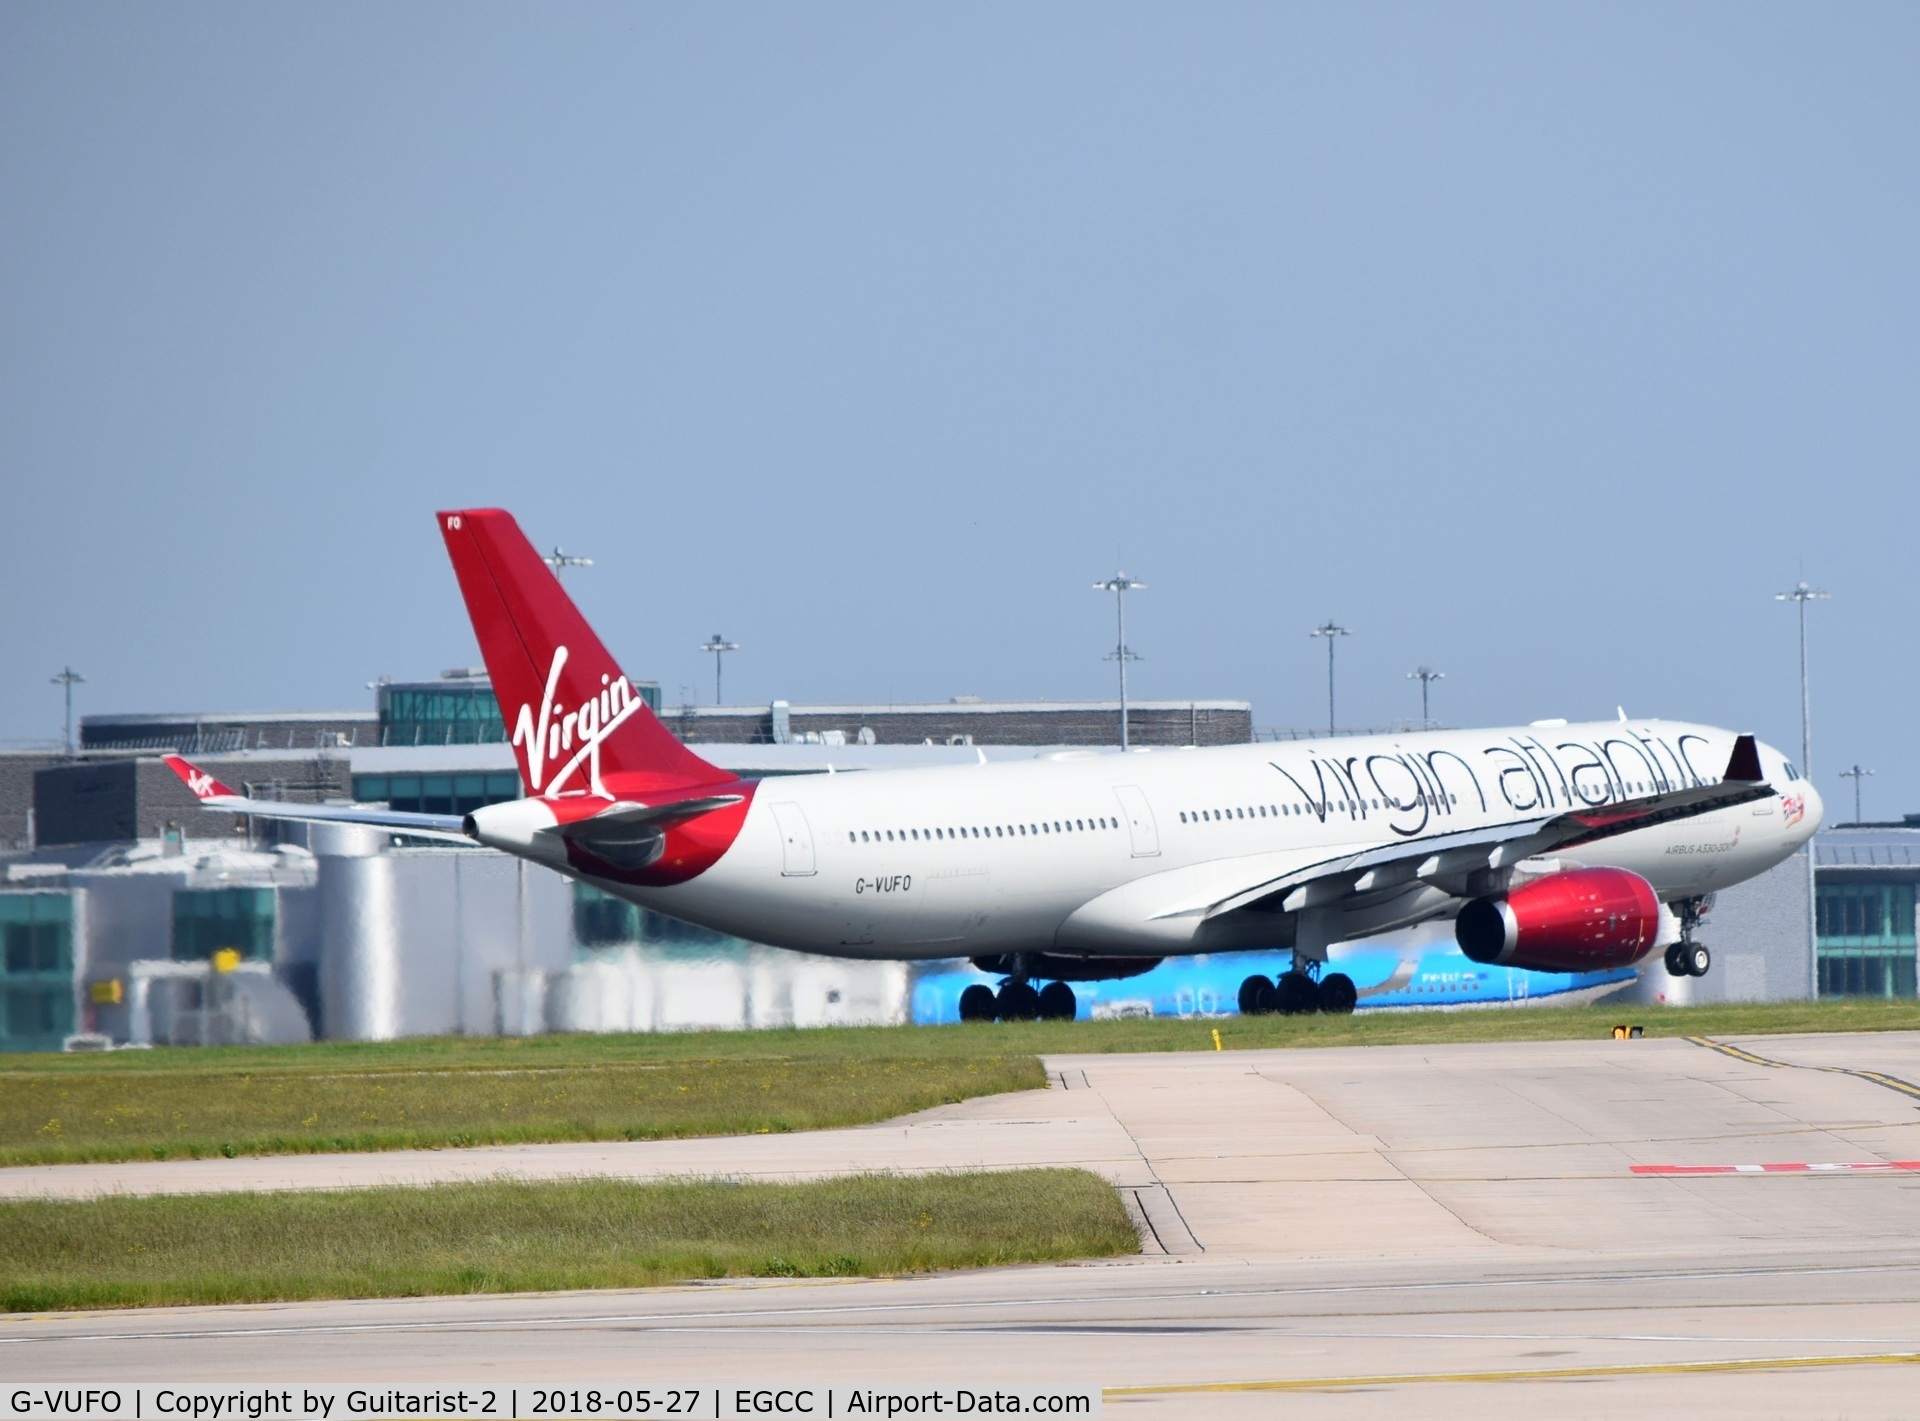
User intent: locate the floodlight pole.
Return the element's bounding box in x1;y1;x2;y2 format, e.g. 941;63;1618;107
51;667;84;756
543;546;594;578
1838;764;1873;825
1407;665;1444;727
700;635;739;705
1776;579;1829;1001
1310;622;1349;735
1094;574;1146;750
1777;581;1827;779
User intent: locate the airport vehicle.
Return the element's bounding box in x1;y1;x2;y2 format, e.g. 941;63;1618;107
167;508;1824;1022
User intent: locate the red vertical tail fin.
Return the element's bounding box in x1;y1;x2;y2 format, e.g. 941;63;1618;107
437;509;730;799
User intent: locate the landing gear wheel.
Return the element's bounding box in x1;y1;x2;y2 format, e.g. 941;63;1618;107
958;984;997;1023
996;981;1041;1022
1316;972;1358;1015
1038;981;1078;1021
1238;975;1276;1016
1664;944;1689;978
1274;971;1319;1016
1685;943;1711;978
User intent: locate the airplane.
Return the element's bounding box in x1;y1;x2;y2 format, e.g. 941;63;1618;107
166;507;1825;1023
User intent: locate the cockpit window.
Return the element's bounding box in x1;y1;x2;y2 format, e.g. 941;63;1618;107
1783;762;1800;782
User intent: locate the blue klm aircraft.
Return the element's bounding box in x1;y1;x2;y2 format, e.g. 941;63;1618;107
911;925;1635;1023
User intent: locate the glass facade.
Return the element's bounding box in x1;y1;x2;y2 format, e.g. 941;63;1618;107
573;884;641;947
1816;882;1918;998
354;772;522;814
379;679;662;747
0;893;75;1052
380;683;507;746
173;888;276;963
571;883;739;958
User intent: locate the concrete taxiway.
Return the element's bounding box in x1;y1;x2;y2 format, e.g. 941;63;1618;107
7;1030;1920;1417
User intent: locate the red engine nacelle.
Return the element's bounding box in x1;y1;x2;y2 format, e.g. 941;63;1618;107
1455;867;1661;972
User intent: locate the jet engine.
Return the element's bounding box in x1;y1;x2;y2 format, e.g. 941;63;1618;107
1455;866;1660;972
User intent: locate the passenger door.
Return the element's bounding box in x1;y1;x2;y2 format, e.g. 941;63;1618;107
769;802;816;876
1113;785;1160;858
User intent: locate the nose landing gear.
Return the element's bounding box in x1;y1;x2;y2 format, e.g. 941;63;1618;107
1664;898;1713;978
1665;942;1711;978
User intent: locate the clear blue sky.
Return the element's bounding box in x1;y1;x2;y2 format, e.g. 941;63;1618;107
2;5;1914;813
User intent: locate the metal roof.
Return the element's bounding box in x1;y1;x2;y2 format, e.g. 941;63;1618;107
1814;825;1920;869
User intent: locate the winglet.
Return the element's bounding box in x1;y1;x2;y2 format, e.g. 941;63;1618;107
163;754;241;802
1723;734;1763;783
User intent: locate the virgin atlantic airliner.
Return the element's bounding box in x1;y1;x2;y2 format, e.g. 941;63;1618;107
168;508;1823;1022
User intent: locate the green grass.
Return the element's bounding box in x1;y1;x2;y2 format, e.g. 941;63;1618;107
0;1168;1138;1313
0;1034;1044;1167
4;999;1917;1168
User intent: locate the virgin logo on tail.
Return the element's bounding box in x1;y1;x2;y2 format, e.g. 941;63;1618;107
513;645;645;798
186;770;218;799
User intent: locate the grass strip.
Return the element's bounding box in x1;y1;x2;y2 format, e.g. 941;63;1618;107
0;1051;1044;1168
0;1169;1137;1313
4;998;1917;1168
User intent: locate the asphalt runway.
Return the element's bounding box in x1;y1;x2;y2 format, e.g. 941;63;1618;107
8;1030;1920;1418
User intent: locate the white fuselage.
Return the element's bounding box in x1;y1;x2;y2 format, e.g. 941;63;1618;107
555;719;1822;964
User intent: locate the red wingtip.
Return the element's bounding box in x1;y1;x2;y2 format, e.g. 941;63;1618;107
163;755;239;801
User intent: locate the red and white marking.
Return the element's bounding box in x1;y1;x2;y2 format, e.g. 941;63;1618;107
1633;1161;1920;1176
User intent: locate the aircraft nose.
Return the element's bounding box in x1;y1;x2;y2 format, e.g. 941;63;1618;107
1801;778;1826;833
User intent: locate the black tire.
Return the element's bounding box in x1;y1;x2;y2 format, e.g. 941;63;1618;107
997;981;1042;1022
959;984;997;1023
1316;972;1358;1015
1274;971;1319;1016
1664;944;1689;978
1237;975;1276;1016
1686;943;1712;978
1038;981;1078;1021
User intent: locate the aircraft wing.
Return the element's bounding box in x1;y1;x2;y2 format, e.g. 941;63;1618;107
163;755;474;844
1202;733;1773;921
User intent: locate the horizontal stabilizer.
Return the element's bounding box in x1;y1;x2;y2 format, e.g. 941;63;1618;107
162;755;472;844
549;794;746;844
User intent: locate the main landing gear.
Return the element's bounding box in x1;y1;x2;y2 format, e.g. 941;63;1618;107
1664;897;1713;978
1238;963;1357;1017
959;978;1078;1023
